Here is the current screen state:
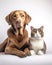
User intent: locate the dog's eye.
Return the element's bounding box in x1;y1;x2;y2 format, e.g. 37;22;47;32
20;14;24;17
13;15;16;19
21;15;24;17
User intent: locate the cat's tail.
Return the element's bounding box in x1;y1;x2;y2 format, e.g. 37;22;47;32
0;38;8;52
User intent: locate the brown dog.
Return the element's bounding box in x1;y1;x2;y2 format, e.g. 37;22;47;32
0;10;31;57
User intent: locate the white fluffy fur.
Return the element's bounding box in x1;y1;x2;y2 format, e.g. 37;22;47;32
30;50;35;55
37;50;44;55
30;39;44;52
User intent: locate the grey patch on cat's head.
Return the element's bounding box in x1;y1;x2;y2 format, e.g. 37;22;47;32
39;26;44;32
38;26;44;37
31;26;37;38
31;26;34;31
31;26;44;39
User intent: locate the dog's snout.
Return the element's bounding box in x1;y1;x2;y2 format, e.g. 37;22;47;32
16;21;21;28
16;21;21;24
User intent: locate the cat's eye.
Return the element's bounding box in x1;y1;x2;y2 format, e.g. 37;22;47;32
38;29;42;34
39;31;41;33
33;29;37;33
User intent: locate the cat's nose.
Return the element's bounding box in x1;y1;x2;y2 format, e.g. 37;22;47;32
37;31;41;37
37;31;39;34
35;34;37;37
37;31;39;35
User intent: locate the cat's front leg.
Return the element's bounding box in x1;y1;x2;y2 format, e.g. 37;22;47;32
37;50;44;55
37;49;46;55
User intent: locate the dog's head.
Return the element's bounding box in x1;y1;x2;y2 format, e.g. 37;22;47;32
5;10;31;31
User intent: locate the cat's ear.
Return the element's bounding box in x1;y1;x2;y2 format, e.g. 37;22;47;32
40;26;44;30
31;26;34;30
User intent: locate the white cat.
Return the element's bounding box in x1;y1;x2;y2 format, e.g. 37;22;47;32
30;26;46;55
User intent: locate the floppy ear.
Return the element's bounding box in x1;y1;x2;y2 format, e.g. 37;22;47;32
5;11;14;25
5;14;11;25
25;12;31;25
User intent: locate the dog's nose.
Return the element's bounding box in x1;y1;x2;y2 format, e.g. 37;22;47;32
16;21;21;28
16;21;21;24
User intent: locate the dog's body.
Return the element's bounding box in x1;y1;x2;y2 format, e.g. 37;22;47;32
0;10;31;57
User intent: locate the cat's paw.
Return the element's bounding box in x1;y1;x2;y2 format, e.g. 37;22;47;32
37;50;44;55
30;50;35;55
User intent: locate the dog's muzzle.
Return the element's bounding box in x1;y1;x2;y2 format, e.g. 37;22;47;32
16;21;21;29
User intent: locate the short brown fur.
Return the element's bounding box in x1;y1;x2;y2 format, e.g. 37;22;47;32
0;10;31;57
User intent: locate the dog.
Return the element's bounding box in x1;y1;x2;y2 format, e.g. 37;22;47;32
0;10;31;57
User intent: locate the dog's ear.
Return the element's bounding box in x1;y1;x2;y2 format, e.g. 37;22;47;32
5;14;10;25
25;12;31;25
5;11;14;25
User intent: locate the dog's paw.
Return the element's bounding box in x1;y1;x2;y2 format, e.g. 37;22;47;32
24;48;31;56
19;52;26;58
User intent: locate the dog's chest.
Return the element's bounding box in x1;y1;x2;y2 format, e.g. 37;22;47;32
30;39;44;50
17;35;23;42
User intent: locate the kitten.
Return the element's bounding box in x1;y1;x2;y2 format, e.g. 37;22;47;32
30;26;46;55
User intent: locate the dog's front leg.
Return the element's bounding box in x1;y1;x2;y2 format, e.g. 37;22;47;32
5;46;26;57
19;37;29;48
24;48;31;56
0;38;8;52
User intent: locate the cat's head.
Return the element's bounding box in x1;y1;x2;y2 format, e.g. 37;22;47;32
31;26;44;39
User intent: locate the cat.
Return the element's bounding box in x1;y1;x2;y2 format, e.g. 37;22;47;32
30;26;46;55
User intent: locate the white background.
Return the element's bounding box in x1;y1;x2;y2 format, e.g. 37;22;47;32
0;0;52;65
